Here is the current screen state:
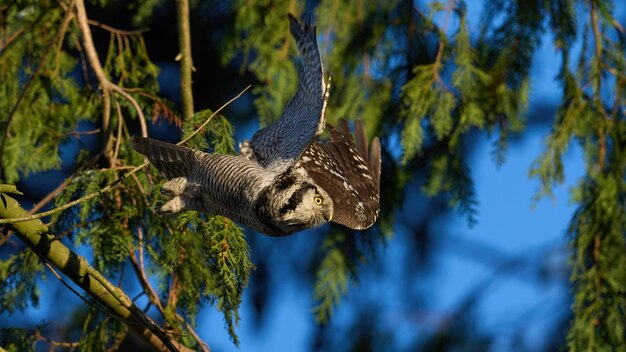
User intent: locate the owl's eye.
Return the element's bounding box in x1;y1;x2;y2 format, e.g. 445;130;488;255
314;196;323;205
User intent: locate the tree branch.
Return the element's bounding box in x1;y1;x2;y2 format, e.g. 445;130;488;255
176;0;194;120
0;193;194;352
74;0;114;159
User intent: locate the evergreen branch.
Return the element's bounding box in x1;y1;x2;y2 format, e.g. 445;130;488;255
29;152;103;215
0;85;250;225
176;0;195;120
74;0;114;159
0;7;47;54
0;193;194;352
0;0;75;181
0;162;144;225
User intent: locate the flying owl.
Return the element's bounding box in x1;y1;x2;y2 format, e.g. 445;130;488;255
132;14;381;236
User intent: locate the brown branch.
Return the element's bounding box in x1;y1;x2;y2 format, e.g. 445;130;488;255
34;329;80;349
177;314;211;352
88;19;148;36
75;0;114;160
63;128;102;138
112;99;125;167
431;0;455;93
175;0;195;120
129;226;166;315
112;86;148;138
590;2;603;95
0;28;25;51
590;1;607;169
612;18;625;35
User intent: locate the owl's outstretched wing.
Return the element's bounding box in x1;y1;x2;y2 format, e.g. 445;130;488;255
298;119;381;230
247;14;329;167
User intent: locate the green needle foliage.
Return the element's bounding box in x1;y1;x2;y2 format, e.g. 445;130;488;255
0;0;625;350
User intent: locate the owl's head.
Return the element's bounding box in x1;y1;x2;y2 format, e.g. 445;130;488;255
277;182;333;232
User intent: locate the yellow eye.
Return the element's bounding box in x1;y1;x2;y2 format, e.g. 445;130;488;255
314;196;323;205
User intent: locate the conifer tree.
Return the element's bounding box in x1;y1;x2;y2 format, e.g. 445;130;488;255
1;0;625;351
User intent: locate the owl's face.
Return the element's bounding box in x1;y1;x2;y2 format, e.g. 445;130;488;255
278;182;333;232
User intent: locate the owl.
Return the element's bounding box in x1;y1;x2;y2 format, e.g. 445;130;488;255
132;14;381;236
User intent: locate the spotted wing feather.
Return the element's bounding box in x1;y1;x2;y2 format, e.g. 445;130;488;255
299;119;381;229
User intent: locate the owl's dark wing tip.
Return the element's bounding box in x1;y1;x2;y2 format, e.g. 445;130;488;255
130;137;195;179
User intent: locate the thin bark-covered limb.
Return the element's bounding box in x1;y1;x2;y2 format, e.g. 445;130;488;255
176;0;195;120
74;0;114;159
0;193;193;352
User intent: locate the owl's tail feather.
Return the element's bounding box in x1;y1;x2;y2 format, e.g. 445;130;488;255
131;136;197;179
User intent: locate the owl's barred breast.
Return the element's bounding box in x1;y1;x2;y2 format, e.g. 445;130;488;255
190;153;277;231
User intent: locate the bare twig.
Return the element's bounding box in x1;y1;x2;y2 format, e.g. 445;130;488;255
111;86;148;138
112;99;125;167
431;0;455;93
0;28;25;51
63;128;102;138
612;19;625;35
34;329;80;349
88;19;148;36
129;226;166;315
178;85;251;145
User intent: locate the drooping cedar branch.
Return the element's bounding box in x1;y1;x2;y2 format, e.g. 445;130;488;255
0;192;193;352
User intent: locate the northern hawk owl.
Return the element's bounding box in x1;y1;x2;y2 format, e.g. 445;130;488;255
132;14;381;236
